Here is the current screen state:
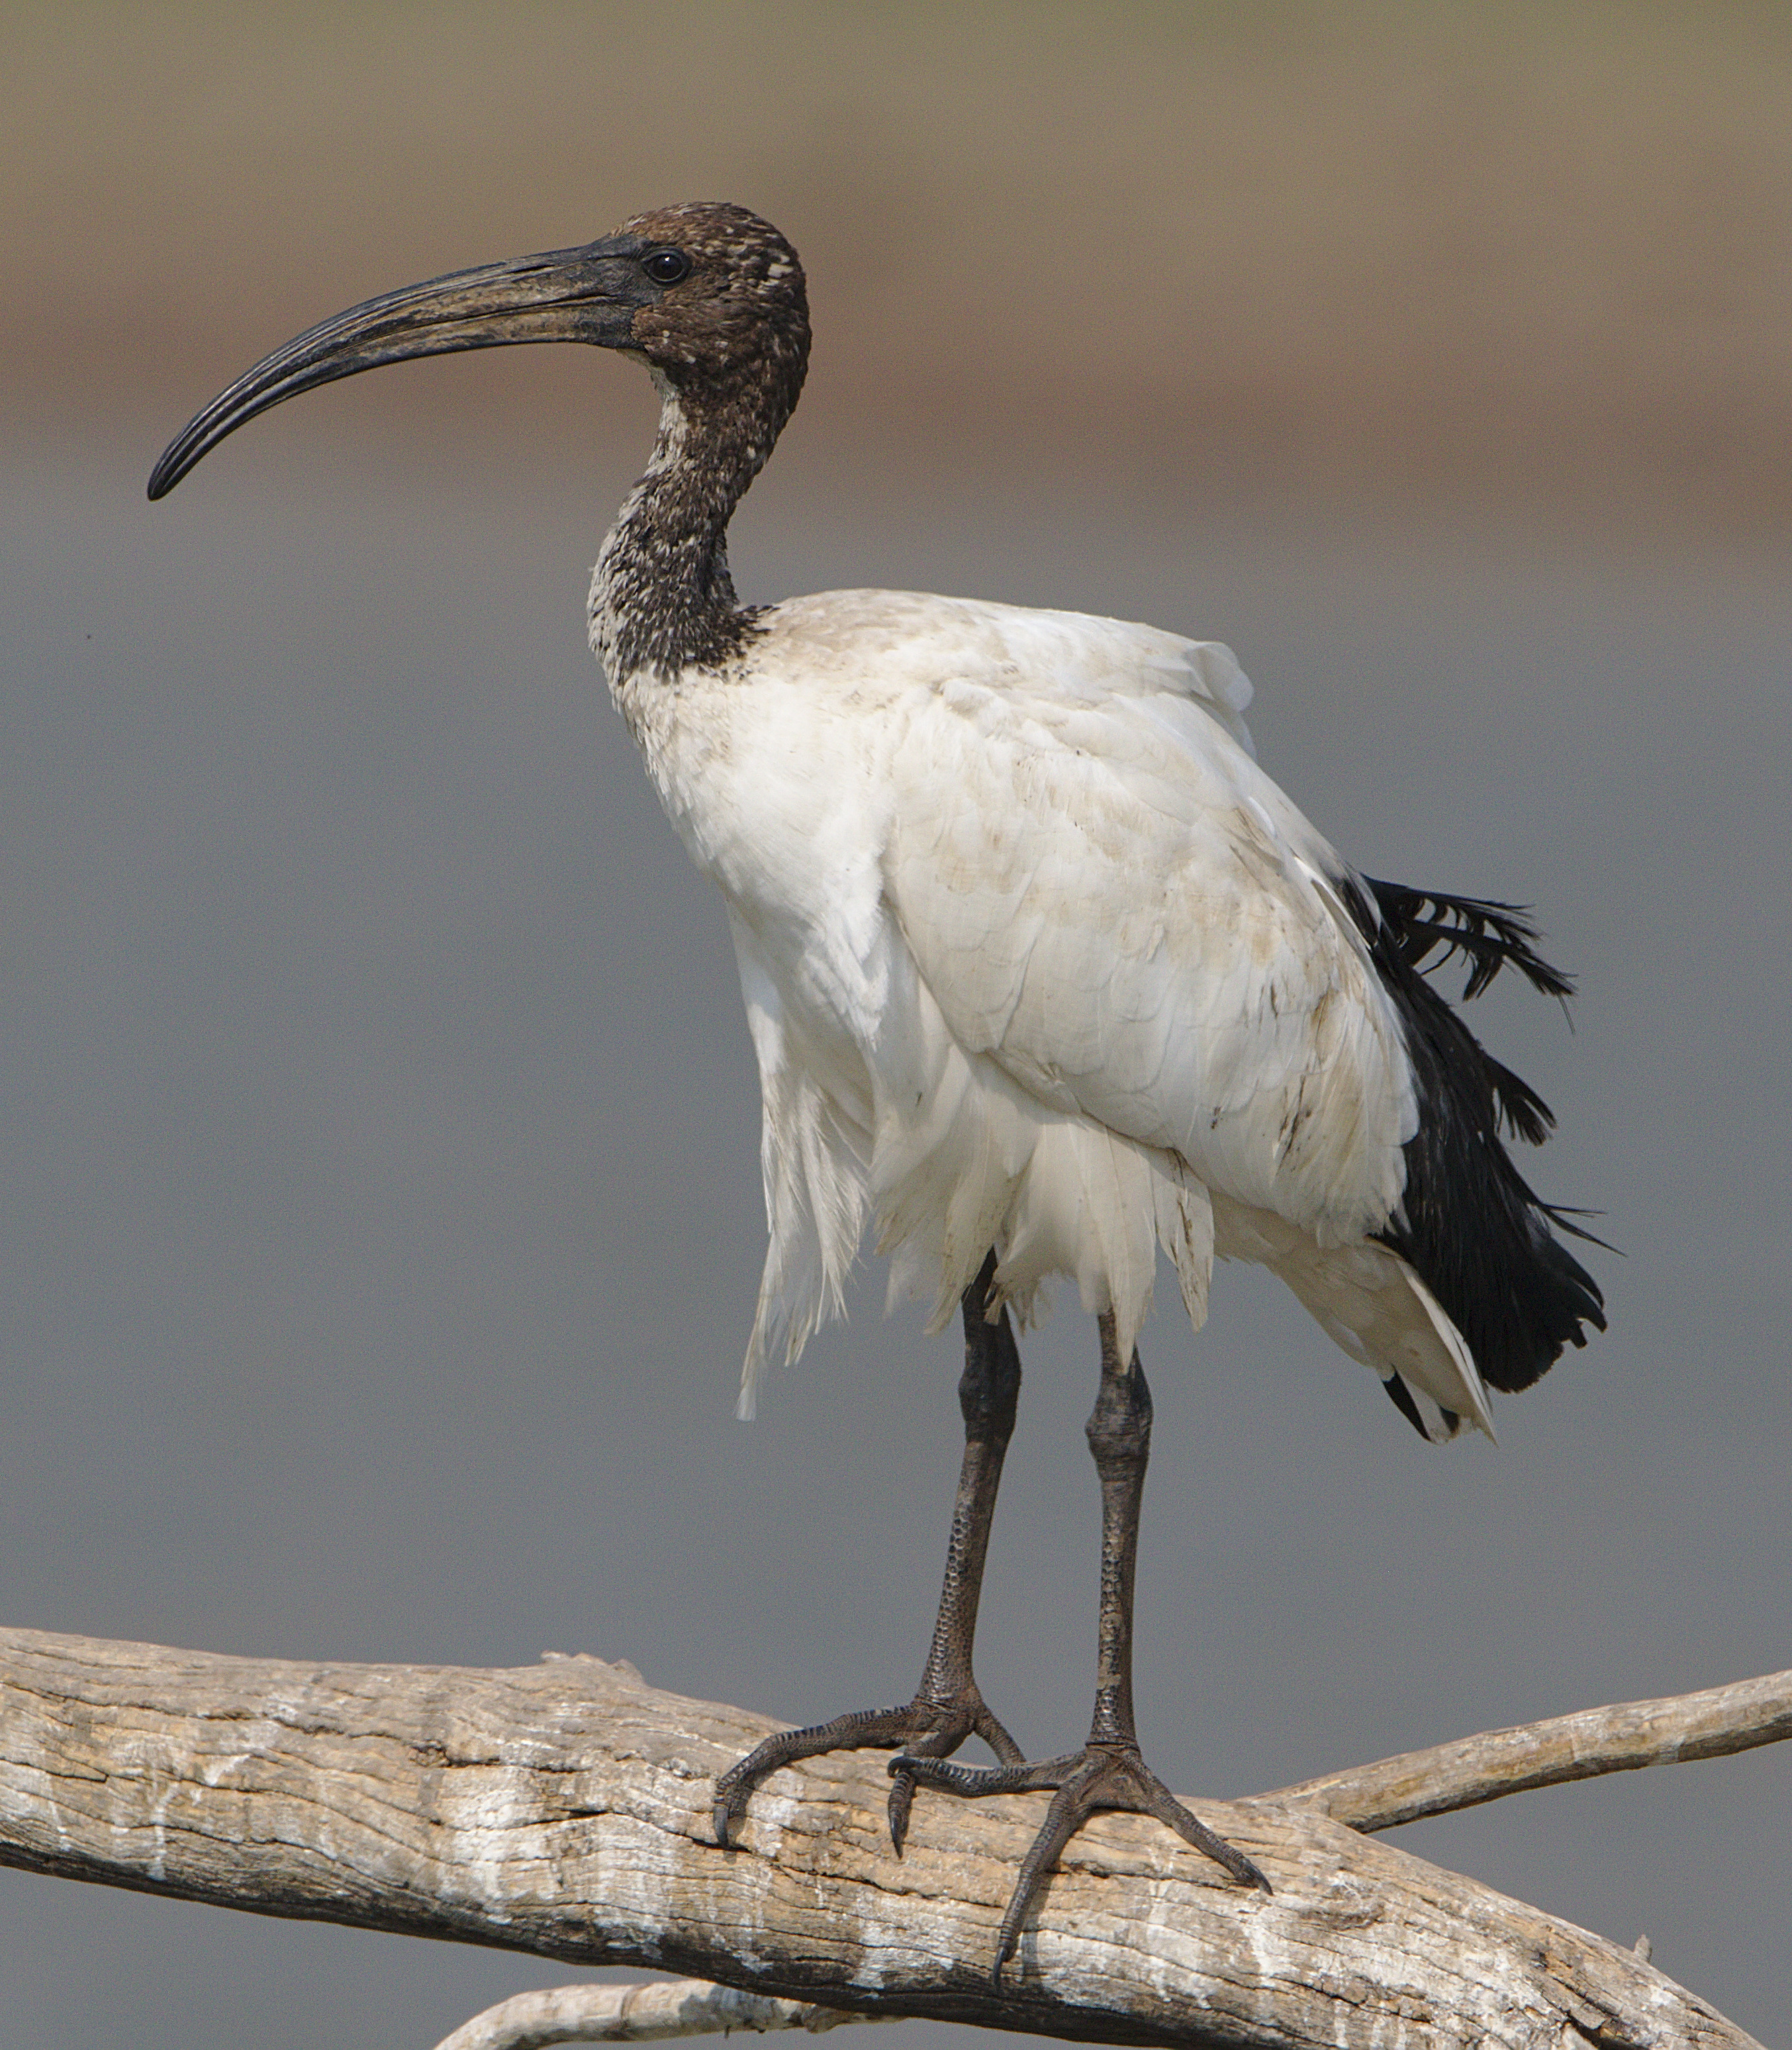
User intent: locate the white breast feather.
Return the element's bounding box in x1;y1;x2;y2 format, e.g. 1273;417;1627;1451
608;589;1490;1432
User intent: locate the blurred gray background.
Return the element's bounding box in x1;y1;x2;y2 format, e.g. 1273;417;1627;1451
3;5;1789;2045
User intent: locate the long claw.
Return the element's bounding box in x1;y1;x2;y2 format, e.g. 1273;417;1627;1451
992;1765;1104;1984
712;1703;923;1845
883;1702;1030;1851
714;1692;1025;1849
884;1722;951;1855
886;1767;917;1855
896;1741;1269;1986
1140;1781;1272;1894
891;1751;1079;1800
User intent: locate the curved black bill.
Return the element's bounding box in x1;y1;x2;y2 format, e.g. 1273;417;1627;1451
148;236;653;501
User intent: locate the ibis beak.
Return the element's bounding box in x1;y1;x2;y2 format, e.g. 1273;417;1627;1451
148;236;656;500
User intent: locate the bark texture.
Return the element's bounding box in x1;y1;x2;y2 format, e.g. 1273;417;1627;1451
432;1979;887;2050
0;1627;1768;2050
1271;1667;1792;1832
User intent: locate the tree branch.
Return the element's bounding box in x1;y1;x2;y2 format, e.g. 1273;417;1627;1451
0;1626;1773;2049
432;1980;886;2050
1268;1667;1792;1832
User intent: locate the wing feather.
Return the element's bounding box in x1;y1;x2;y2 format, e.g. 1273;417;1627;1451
879;610;1415;1246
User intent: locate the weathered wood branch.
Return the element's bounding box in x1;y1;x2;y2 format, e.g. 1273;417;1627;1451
0;1626;1773;2050
432;1980;890;2050
1268;1665;1792;1831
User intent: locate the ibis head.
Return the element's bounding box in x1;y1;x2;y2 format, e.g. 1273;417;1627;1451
146;201;810;501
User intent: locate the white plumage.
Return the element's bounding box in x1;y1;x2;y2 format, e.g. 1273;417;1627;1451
608;587;1489;1436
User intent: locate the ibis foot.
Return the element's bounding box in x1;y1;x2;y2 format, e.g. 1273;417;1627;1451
712;1684;1025;1850
892;1739;1270;1985
714;1250;1027;1855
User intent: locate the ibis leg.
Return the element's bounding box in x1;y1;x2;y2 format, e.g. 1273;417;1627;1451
712;1249;1025;1850
894;1312;1270;1984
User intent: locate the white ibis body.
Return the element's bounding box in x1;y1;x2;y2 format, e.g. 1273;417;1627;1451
150;201;1604;1980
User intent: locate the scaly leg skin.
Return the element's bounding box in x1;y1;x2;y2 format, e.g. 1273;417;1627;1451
894;1312;1271;1985
712;1249;1025;1851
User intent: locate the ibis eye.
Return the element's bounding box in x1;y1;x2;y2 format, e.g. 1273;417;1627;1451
643;248;691;286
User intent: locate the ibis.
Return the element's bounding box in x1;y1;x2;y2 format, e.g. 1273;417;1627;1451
149;201;1605;1980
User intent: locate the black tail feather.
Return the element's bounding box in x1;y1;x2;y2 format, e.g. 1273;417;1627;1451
1363;877;1576;1002
1482;1050;1556;1146
1343;874;1607;1400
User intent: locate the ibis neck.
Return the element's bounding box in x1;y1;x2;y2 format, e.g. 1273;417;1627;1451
590;371;771;682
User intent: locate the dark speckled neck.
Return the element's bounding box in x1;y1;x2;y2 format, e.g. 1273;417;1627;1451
591;377;762;679
590;219;809;681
